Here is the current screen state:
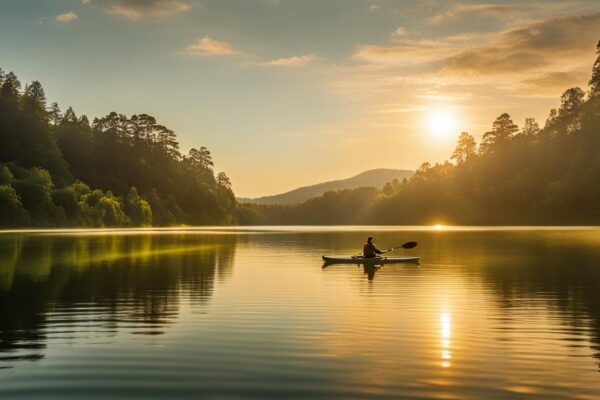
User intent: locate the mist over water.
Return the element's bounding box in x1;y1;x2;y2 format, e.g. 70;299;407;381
1;227;600;399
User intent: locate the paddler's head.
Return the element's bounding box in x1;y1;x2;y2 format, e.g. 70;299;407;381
367;236;373;243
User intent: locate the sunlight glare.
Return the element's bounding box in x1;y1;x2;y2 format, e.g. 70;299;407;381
427;108;457;139
440;312;452;368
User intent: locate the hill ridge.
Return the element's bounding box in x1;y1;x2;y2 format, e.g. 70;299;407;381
238;168;413;205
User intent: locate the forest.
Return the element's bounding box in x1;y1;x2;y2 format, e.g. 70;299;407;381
237;41;600;225
2;42;600;227
0;69;235;227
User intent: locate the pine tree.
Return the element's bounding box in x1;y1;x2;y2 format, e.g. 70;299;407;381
480;113;518;154
451;132;477;164
589;40;600;98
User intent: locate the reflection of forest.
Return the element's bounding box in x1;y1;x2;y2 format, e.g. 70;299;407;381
0;233;237;368
443;232;600;372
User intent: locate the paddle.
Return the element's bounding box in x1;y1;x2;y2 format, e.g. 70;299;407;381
384;241;417;253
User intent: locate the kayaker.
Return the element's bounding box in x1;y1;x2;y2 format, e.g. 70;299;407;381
363;236;384;258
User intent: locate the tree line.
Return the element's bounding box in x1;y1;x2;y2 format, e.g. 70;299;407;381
3;41;600;227
0;69;235;227
237;41;600;225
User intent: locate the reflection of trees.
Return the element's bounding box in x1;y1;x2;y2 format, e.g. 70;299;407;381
0;233;237;368
456;232;600;371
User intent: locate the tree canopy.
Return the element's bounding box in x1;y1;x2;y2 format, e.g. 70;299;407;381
0;69;235;227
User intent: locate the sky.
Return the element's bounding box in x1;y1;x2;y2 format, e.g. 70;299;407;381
1;0;599;197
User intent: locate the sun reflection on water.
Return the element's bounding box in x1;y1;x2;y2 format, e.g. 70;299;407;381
440;312;452;368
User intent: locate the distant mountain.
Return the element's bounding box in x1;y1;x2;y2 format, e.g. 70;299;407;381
238;168;413;205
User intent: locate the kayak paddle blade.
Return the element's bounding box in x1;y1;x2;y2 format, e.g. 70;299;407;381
401;241;418;249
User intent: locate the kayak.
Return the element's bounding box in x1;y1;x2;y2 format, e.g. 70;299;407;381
322;255;420;264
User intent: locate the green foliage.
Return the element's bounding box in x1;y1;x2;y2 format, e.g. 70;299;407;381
0;74;70;183
11;166;61;225
125;187;153;226
0;164;12;185
0;68;236;227
0;184;29;226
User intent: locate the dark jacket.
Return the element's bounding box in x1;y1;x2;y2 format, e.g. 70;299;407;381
363;243;383;258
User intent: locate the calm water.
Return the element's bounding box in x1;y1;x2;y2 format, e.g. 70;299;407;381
1;227;600;399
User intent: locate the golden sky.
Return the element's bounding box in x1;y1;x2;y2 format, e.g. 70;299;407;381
1;0;599;196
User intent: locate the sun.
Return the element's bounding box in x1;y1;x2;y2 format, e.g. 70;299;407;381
427;108;457;139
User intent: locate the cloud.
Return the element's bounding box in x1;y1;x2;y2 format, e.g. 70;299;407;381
353;12;600;77
428;3;521;24
82;0;91;4
56;11;78;23
443;12;600;75
100;0;191;20
353;42;457;66
338;9;600;114
369;4;380;12
391;26;408;38
184;36;242;56
256;54;316;67
514;71;590;96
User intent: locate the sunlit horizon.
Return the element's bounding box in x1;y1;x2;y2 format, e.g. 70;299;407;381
2;1;599;197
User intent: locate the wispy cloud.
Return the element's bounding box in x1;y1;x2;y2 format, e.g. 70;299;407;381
514;71;590;96
330;9;600;141
353;42;456;67
56;11;78;23
443;12;600;75
354;12;600;78
391;26;408;38
255;54;316;68
428;3;521;24
184;36;243;56
98;0;191;20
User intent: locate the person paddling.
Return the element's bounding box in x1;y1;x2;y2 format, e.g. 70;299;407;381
363;236;384;258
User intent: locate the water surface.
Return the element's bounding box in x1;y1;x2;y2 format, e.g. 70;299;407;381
1;227;600;399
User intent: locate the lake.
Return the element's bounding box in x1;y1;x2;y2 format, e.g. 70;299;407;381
1;226;600;399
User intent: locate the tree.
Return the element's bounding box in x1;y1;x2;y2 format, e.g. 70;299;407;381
125;187;153;226
1;72;21;97
11;167;59;225
48;102;62;125
23;81;47;116
155;125;180;160
187;147;214;170
0;164;12;185
557;87;586;134
0;68;236;227
589;40;600;98
0;184;28;226
79;115;90;126
451;132;477;164
383;178;401;196
480;113;519;154
0;72;22;163
559;88;586;116
416;162;431;175
521;118;540;137
216;172;232;189
62;107;78;124
98;193;129;226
